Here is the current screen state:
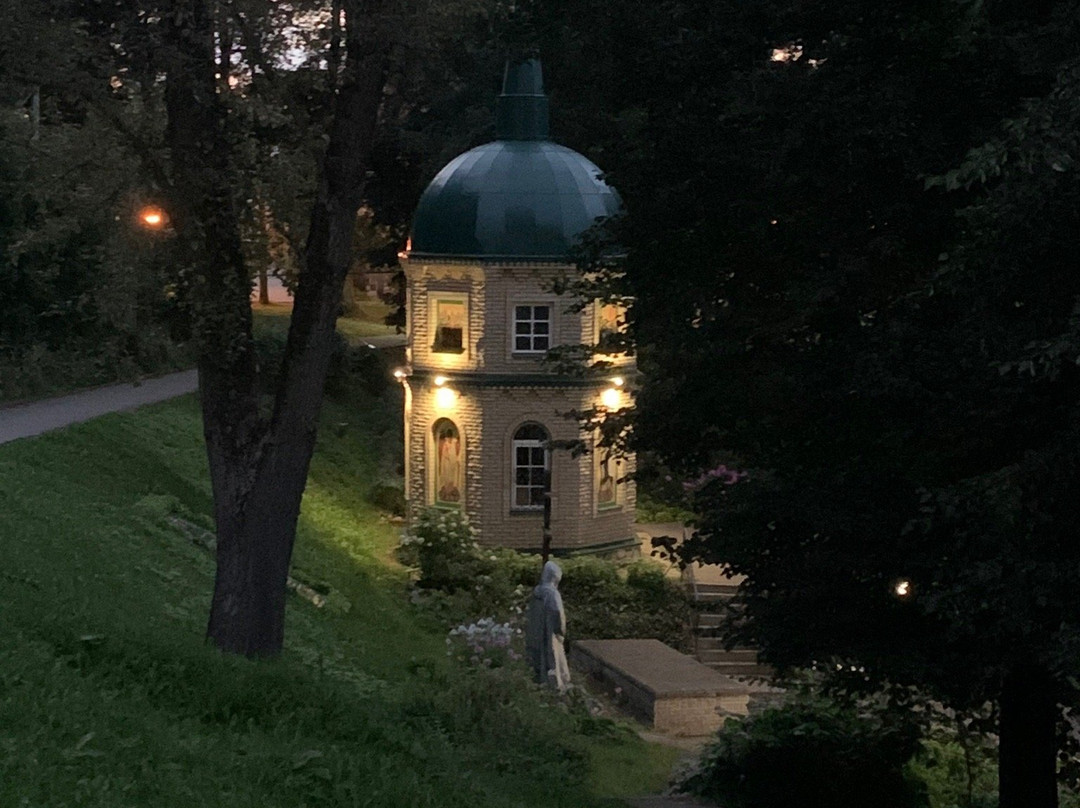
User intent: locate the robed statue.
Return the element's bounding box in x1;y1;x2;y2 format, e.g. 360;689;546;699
524;560;571;692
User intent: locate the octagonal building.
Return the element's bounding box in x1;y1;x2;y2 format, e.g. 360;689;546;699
401;58;637;555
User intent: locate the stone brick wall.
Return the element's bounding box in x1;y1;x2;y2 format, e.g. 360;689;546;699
403;257;636;552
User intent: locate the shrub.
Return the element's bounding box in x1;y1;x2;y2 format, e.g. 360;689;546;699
678;696;926;808
446;617;522;669
400;508;480;590
368;482;405;516
401;530;694;652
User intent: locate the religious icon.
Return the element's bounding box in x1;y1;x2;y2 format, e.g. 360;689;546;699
597;447;616;508
597;302;620;348
433;300;465;352
434;419;462;505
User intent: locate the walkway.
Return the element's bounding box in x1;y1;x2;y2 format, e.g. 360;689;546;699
0;333;406;446
0;370;199;445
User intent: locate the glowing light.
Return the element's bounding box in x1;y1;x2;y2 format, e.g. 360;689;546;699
770;44;803;63
393;368;407;381
433;375;448;387
600;387;620;409
611;376;625;387
138;205;168;229
434;386;458;410
893;579;912;599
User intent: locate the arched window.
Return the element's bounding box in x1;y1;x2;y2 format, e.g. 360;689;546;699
512;423;549;510
432;419;463;506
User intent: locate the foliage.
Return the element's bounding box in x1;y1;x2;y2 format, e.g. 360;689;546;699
678;695;927;808
400;507;482;590
908;736;999;808
517;1;1080;802
446;617;522;669
368;482;406;516
0;385;676;806
402;528;696;652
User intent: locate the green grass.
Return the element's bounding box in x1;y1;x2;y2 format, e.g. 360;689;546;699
253;302;398;341
0;381;675;806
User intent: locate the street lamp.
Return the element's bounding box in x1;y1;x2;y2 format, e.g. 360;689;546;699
137;205;169;230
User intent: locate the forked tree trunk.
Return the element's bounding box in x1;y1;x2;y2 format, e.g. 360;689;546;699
998;664;1059;808
164;0;387;657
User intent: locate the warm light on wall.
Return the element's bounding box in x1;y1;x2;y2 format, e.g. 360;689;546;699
433;375;448;387
611;376;625;387
600;387;620;409
434;386;458;410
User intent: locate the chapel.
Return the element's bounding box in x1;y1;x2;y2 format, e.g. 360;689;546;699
400;58;636;555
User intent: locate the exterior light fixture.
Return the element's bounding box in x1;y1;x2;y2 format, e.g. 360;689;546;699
893;578;913;599
138;205;168;229
600;387;620;409
611;376;625;387
433;375;448;387
434;386;458;410
393;368;407;381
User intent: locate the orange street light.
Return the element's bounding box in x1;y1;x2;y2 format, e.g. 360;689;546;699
138;205;169;230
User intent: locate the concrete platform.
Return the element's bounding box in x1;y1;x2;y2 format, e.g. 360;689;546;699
571;639;755;736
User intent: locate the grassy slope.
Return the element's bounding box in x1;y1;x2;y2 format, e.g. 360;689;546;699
252;302;398;339
0;385;676;806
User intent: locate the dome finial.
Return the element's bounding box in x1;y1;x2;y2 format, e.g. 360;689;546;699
496;57;549;141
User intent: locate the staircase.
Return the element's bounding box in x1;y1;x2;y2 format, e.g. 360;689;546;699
687;574;772;680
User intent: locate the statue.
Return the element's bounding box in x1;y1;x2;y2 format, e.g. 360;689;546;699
525;560;571;691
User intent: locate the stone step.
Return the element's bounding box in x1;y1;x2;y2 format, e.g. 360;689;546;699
695;613;725;630
702;662;774;679
694;638;757;655
697;647;759;664
692;582;739;600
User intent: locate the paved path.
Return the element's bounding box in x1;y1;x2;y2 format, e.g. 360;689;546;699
625;796;716;808
350;333;406;349
0;332;405;447
0;370;200;445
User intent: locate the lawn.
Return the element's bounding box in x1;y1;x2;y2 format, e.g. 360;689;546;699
252;300;399;340
0;376;677;806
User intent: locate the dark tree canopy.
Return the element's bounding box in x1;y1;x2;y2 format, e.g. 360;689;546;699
513;1;1080;805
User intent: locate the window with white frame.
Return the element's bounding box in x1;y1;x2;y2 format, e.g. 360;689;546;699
512;423;549;510
513;304;551;354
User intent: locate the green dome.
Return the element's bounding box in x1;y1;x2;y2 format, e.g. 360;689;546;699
408;60;621;261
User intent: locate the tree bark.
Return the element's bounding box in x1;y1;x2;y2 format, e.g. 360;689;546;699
163;0;388;657
999;664;1059;808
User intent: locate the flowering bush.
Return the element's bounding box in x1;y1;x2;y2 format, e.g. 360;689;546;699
446;617;522;669
399;507;480;589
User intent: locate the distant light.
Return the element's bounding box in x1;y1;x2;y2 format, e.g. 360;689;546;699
393;368;407;381
433;375;448;387
611;376;625;387
771;44;803;63
893;579;912;599
138;205;168;229
434;387;457;410
600;387;620;409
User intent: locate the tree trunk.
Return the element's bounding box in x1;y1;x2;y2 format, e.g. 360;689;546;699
999;664;1058;808
164;0;388;657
